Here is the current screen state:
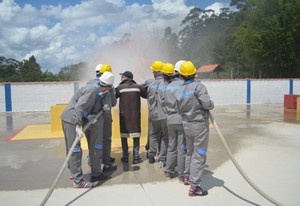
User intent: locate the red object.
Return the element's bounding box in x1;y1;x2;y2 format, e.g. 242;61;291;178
284;95;300;109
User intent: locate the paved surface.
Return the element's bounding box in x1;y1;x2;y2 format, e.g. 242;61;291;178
0;104;300;206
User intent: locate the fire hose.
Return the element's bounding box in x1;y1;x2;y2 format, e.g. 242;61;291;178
40;110;104;206
208;111;283;206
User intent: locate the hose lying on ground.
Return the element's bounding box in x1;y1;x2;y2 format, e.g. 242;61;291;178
208;111;283;206
40;110;104;206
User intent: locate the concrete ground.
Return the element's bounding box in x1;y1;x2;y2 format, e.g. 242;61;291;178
0;104;300;206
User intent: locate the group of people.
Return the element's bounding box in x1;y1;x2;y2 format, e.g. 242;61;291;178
60;59;214;197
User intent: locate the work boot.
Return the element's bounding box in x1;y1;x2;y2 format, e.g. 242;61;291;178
133;157;143;164
165;172;176;180
90;174;108;183
121;157;129;163
188;186;208;196
148;156;155;164
103;164;117;172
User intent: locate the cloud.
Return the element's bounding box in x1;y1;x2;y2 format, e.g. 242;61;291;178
205;2;230;14
0;0;214;75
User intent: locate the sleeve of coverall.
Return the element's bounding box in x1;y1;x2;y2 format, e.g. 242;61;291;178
110;87;117;107
73;88;96;125
139;84;148;99
115;86;120;99
195;84;214;110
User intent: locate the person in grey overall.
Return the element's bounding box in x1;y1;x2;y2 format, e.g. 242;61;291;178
163;60;187;182
92;64;117;172
147;62;174;168
175;61;214;196
60;72;115;188
143;62;163;159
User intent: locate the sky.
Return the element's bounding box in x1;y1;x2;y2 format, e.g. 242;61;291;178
0;0;232;80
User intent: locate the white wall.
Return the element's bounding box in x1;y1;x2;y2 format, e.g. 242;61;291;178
251;79;289;104
203;80;246;105
1;79;300;112
294;80;300;94
0;84;5;111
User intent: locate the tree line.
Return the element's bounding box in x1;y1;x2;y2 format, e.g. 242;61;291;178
0;55;88;82
1;0;299;82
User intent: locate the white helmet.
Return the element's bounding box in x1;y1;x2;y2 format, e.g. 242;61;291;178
95;64;102;72
174;60;185;72
99;72;114;86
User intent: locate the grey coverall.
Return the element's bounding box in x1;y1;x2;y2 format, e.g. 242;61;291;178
162;77;186;179
60;83;104;181
87;78;116;166
175;79;214;187
147;76;169;163
102;88;117;166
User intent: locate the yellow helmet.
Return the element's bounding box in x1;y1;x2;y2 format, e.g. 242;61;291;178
150;60;164;72
179;61;196;76
100;64;112;73
162;63;174;75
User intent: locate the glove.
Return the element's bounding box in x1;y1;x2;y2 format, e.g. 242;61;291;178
75;126;84;140
103;104;110;111
87;114;97;124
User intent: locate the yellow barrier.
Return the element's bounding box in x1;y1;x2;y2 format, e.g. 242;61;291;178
50;104;67;132
50;99;149;147
297;97;300;114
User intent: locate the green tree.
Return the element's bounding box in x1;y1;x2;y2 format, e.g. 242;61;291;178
19;55;42;81
41;70;59;81
0;56;21;82
58;62;88;81
233;0;300;78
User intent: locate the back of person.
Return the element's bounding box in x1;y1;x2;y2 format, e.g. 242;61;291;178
116;71;147;164
176;80;213;124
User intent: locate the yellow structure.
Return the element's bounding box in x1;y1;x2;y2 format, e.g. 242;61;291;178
297;97;300;114
49;100;149;148
50;104;68;132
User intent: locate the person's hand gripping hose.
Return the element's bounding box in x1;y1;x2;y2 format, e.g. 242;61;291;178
40;110;104;206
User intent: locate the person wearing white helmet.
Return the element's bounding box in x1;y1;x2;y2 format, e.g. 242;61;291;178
60;71;115;188
163;60;187;182
174;60;185;77
87;64;117;172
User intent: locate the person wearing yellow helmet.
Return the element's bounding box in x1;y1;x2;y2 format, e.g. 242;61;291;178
175;60;214;196
143;60;164;159
163;60;187;181
147;62;174;168
94;64;112;78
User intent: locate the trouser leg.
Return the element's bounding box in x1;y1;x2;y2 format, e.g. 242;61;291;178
121;138;129;158
87;120;104;177
62;121;83;181
158;119;168;163
165;124;177;174
148;119;161;158
177;125;186;179
184;122;209;187
145;117;151;151
102;117;112;165
133;137;140;159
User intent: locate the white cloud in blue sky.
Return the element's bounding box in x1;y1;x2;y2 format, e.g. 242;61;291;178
0;0;231;74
